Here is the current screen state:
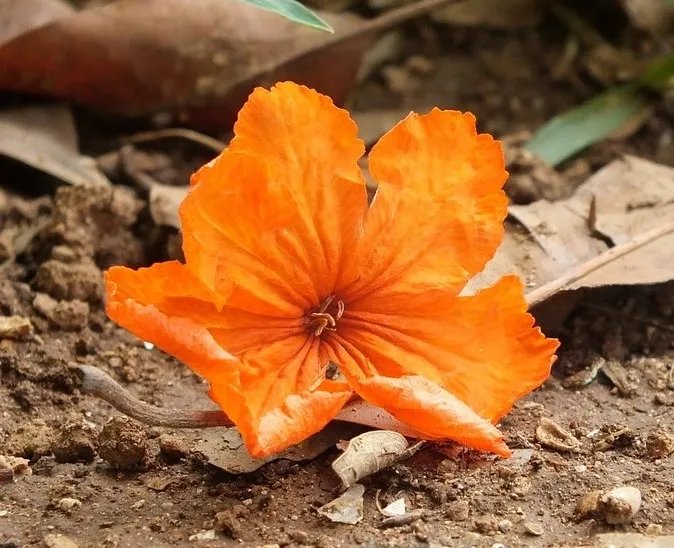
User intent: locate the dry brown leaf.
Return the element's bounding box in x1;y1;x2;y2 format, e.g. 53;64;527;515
317;484;365;524
0;0;73;43
0;0;459;130
535;418;581;453
332;430;423;489
193;422;364;474
466;155;674;331
0;104;110;187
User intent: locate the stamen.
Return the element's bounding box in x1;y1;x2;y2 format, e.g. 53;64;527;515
306;295;345;336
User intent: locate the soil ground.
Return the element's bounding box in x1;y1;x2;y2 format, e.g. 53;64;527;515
2;8;674;548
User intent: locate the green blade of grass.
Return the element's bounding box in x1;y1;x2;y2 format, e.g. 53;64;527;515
523;84;652;167
237;0;333;32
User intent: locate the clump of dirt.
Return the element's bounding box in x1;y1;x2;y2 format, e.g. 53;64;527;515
52;422;97;464
98;417;151;470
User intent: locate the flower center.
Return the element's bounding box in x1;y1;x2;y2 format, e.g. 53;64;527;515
306;295;345;337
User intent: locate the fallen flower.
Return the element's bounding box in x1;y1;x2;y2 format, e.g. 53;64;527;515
105;81;559;458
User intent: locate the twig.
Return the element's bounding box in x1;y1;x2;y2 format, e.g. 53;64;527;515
121;128;226;153
76;364;418;435
526;221;674;308
75;365;233;428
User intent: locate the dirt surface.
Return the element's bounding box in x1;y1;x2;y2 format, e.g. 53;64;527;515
2;12;674;548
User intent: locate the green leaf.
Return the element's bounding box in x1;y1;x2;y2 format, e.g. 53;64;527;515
523;85;652;167
237;0;333;32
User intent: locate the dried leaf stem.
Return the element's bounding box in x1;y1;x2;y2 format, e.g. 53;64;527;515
526;221;674;308
75;364;233;428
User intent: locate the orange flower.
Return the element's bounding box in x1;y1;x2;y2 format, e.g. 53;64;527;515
105;82;559;459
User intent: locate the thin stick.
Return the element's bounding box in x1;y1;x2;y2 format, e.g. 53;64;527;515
75;365;233;428
122;128;226;153
526;221;674;308
76;364;419;435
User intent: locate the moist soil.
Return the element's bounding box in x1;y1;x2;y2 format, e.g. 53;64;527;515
2;12;674;548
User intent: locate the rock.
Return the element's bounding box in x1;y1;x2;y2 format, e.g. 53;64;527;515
498;519;513;533
646;523;663;536
523;521;544;536
0;455;31;480
215;510;242;538
159;434;189;462
33;293;89;330
98;417;150;470
56;498;82;512
34;260;102;302
446;500;470;521
52;423;97;464
43;534;79;548
646;427;674;459
599;486;642;525
474;515;499;535
0;315;32;340
189;530;216;541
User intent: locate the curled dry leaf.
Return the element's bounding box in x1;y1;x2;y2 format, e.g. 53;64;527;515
317;484;365;525
194;422;364;474
0;104;110;187
332;431;424;489
0;0;459;129
535;418;581;453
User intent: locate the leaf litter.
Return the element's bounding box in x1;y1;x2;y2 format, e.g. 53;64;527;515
0;0;462;129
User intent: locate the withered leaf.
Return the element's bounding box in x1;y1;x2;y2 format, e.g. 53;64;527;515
332;430;424;489
0;104;110;187
535;418;581;453
194;422;364;474
0;0;459;129
317;484;365;525
466;155;674;331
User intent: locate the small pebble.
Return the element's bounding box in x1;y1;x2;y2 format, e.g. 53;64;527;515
53;422;97;464
523;521;544;536
159;434;189;461
215;510;241;538
498;519;513;533
646;523;663;535
446;500;470;521
646;427;674;459
57;498;82;511
599;486;641;525
0;316;32;340
474;515;499;535
189;529;216;541
43;534;79;548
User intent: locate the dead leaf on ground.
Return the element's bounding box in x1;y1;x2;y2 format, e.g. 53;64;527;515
332;430;424;489
317;484;365;524
535;418;581;452
466;155;674;332
193;422;364;474
0;104;110;187
0;0;459;130
0;0;73;43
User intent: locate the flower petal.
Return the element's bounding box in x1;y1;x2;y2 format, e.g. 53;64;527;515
207;336;352;457
105;262;236;379
340;109;508;310
106;263;351;458
182;82;369;316
337;275;559;424
325;338;510;457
